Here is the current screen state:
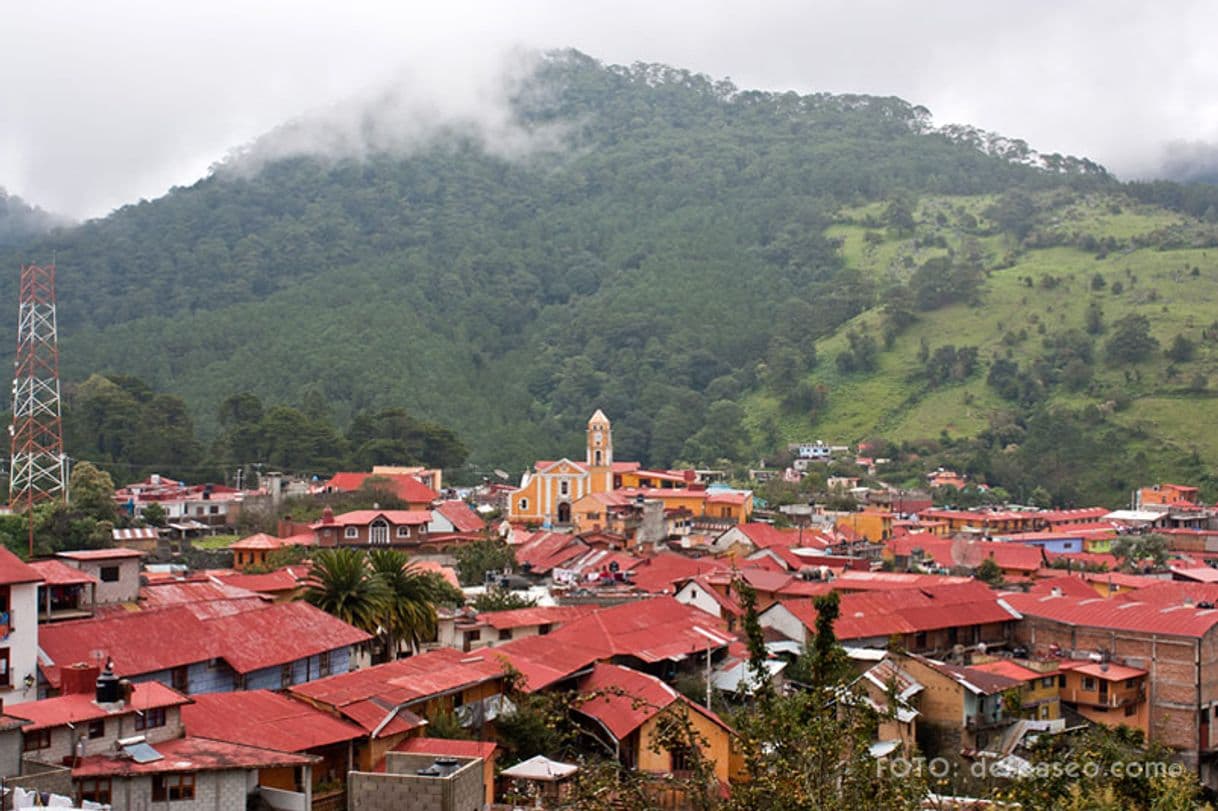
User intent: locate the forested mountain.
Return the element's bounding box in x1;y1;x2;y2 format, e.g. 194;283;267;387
0;188;66;247
3;50;1216;499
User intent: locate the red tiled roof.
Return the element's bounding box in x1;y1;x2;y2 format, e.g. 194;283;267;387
28;559;98;586
9;682;189;732
229;532;299;551
58;548;144;561
316;510;433;528
0;546;44;586
1002;591;1218;637
325;472;439;504
72;736;315;778
39;601;371;687
574;663;731;741
289;648;503;734
182;690;363;752
435;501;485;533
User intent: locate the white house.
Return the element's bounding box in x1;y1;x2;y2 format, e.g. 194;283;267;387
0;548;44;706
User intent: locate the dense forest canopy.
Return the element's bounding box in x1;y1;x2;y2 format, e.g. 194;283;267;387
2;50;1217;502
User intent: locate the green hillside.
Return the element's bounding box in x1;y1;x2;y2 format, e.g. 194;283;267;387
745;190;1218;503
2;50;1216;500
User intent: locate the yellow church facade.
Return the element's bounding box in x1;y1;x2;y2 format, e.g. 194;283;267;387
508;410;616;526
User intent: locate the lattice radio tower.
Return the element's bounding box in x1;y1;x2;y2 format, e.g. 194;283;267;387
8;264;67;555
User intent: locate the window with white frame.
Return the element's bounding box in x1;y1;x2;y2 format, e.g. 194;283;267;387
397;526;412;538
344;527;358;539
518;498;528;512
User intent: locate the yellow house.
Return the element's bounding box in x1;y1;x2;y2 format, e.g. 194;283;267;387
508;410;616;525
836;508;894;542
969;659;1062;723
574;663;734;786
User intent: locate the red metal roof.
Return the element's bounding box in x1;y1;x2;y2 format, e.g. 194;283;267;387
214;568;307;595
395;736;498;761
58;548;144;561
887;536;1044;571
0;546;44;586
626;552;728;593
1003;591;1218;637
1057;660;1146;681
72;736;315;778
1117;580;1218;606
434;501;485;533
775;582;1020;641
325;472;439;504
545;596;733;664
515;532;588;575
969;659;1045;683
39;601;371;687
182;690;363;752
316;510;433;528
574;663;732;742
9;682;189;732
490;634;603;693
477;605;598;631
139;580;267;609
289;648;503;734
28;559;98;586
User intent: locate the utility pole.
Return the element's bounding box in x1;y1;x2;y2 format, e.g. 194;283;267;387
9;264;66;556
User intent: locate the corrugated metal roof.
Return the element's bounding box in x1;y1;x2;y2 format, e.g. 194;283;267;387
182;690;363;751
71;736;315;777
1003;591;1218;637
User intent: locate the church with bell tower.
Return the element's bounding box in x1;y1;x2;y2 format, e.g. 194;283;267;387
508;410;618;526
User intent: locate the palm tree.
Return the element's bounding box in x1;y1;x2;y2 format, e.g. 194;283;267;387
304;548;390;636
368;549;460;658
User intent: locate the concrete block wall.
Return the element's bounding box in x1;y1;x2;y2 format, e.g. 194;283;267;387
348;753;482;811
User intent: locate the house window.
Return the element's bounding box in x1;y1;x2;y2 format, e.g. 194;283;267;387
396;526;412;538
1125;704;1136;717
135;707;166;731
78;778;111;805
0;647;10;687
318;650;331;678
152;773;196;802
1082;677;1097;691
1039;706;1050;720
344;527;359;539
209;505;219;514
914;632;927;649
538;623;552;636
465;630;481;643
518;498;529;512
233;674;247;690
669;744;696;773
1058;674;1066;688
171;666;189;692
281;663;294;687
1125;678;1138;688
1041;677;1055;688
88;719;105;739
560;480;569;497
99;566;120;583
498;629;512;641
23;729;51;751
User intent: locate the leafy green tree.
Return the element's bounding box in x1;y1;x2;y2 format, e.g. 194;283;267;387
1111;533;1169;572
303;548;390;635
975;557;1004;586
140;502;167;528
472;590;537;612
69;461;117;523
453;540;517;586
368;549;462;656
1105;314;1159;364
1165;333;1195;363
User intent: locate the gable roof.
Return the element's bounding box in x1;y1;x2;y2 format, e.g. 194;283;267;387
516;532;588;575
626;552;729;593
574;663;732;742
182;690;364;752
316;510;433;528
1001;590;1218;638
38;601;371;687
0;547;45;586
28;559;98;586
434;500;485;533
546;597;733;665
9;682;189;732
288;648;503;735
58;548;144;561
489;634;602;693
72;736;315;778
910;654;1023;696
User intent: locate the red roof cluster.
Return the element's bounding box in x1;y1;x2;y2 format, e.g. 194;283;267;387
1003;590;1218;637
574;663;731;741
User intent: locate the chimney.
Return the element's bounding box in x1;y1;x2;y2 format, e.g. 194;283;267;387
61;662;101;696
95;660;121;705
321;506;336;525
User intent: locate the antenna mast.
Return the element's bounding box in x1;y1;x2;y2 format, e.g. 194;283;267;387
9;264;67;555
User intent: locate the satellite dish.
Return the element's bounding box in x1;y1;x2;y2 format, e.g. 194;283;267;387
493;469;509;481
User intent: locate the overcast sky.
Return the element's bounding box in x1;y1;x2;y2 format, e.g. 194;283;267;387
4;0;1218;220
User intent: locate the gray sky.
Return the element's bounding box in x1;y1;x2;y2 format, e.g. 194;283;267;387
3;0;1217;220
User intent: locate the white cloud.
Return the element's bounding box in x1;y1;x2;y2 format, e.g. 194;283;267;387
3;0;1217;219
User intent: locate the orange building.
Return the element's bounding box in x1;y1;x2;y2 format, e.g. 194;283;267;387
509;411;617;525
1138;483;1201;508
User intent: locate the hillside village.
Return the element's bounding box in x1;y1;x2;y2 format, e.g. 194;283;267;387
0;411;1217;808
